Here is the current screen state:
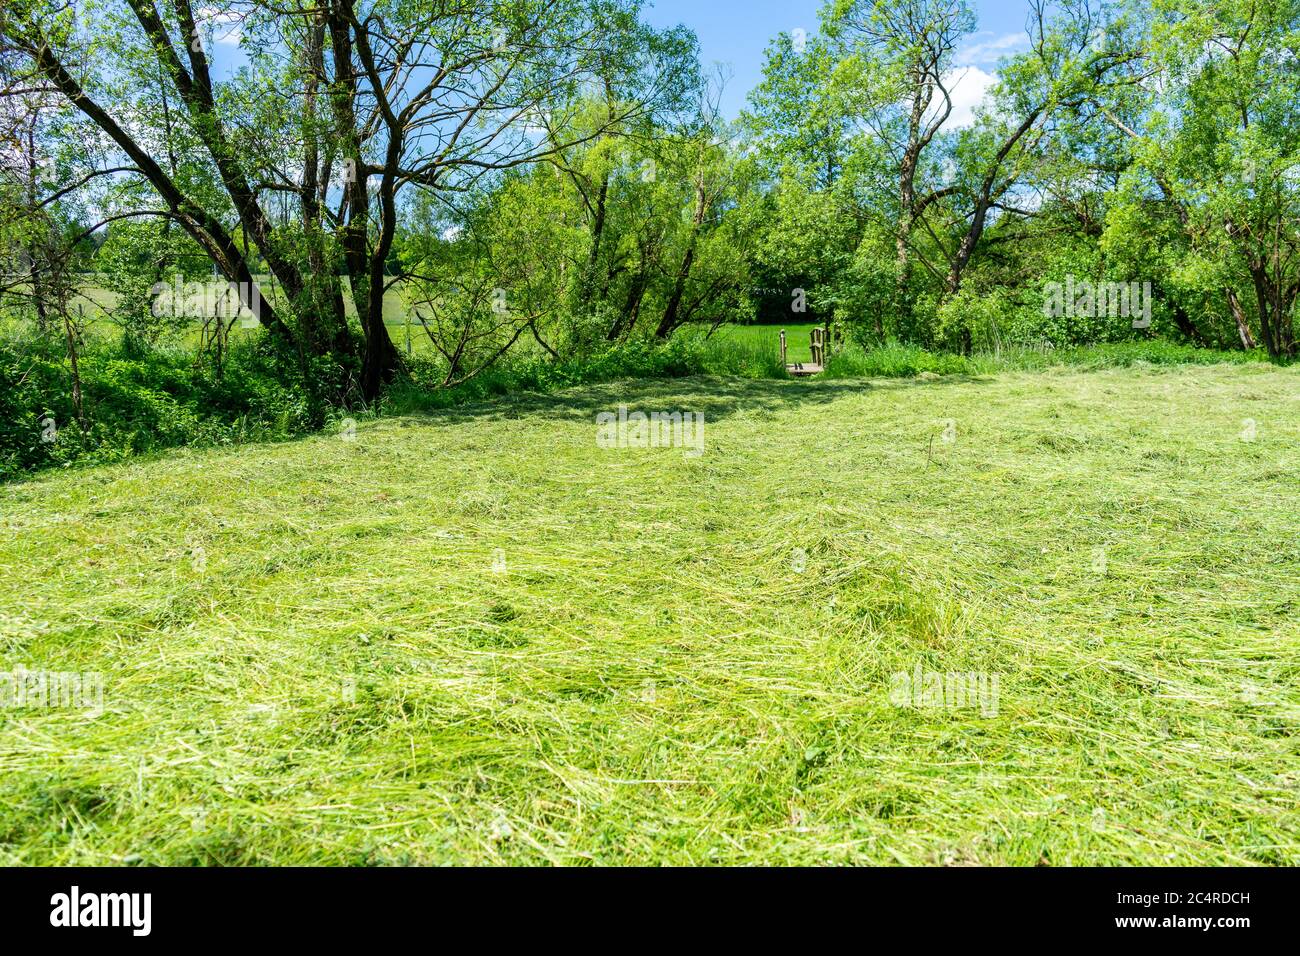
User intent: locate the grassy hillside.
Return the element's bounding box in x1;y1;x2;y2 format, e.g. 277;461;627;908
1;361;1297;864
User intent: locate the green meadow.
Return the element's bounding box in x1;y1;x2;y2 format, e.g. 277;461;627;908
1;359;1296;865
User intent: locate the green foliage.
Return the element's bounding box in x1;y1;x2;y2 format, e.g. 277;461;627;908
94;221;192;354
0;334;311;482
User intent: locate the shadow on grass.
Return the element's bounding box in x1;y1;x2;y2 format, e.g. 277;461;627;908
390;372;996;430
2;373;995;487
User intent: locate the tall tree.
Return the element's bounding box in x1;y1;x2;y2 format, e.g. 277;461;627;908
1;0;682;400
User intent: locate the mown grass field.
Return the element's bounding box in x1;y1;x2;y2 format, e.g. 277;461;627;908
1;360;1298;865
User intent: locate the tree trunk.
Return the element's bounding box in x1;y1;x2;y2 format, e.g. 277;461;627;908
945;109;1044;296
30;39;294;344
301;11;354;364
656;243;695;339
328;2;400;401
894;84;926;334
1226;288;1257;350
581;170;610;309
655;172;707;339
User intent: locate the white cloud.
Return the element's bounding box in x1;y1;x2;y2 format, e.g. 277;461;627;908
957;31;1027;67
940;66;996;129
914;34;1026;131
197;7;244;45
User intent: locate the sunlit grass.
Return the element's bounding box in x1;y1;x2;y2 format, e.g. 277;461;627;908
1;361;1297;864
708;321;821;363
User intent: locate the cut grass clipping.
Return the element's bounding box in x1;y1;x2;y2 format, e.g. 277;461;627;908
1;361;1298;864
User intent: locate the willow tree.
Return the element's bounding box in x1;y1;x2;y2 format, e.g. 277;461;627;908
1;0;675;400
825;0;974;314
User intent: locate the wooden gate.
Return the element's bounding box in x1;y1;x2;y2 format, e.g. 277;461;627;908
782;326;828;377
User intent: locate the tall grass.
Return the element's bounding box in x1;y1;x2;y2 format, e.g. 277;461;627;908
824;339;1274;379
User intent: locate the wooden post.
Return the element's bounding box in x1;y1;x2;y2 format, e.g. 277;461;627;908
810;327;825;368
780;328;787;367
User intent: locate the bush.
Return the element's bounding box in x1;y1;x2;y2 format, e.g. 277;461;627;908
0;335;314;482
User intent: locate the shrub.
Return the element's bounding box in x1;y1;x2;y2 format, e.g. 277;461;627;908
0;335;314;483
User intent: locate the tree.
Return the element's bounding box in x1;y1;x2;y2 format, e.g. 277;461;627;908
825;0;974;315
1105;0;1300;357
1;0;683;401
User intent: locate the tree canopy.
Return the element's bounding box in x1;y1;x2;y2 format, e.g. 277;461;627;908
3;0;1297;418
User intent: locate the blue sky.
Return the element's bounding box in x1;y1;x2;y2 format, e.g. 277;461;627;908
202;0;1035;126
643;0;1034;121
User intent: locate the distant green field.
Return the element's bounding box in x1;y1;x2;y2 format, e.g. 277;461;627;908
708;322;821;363
18;283;817;367
2;360;1296;864
12;278;430;353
